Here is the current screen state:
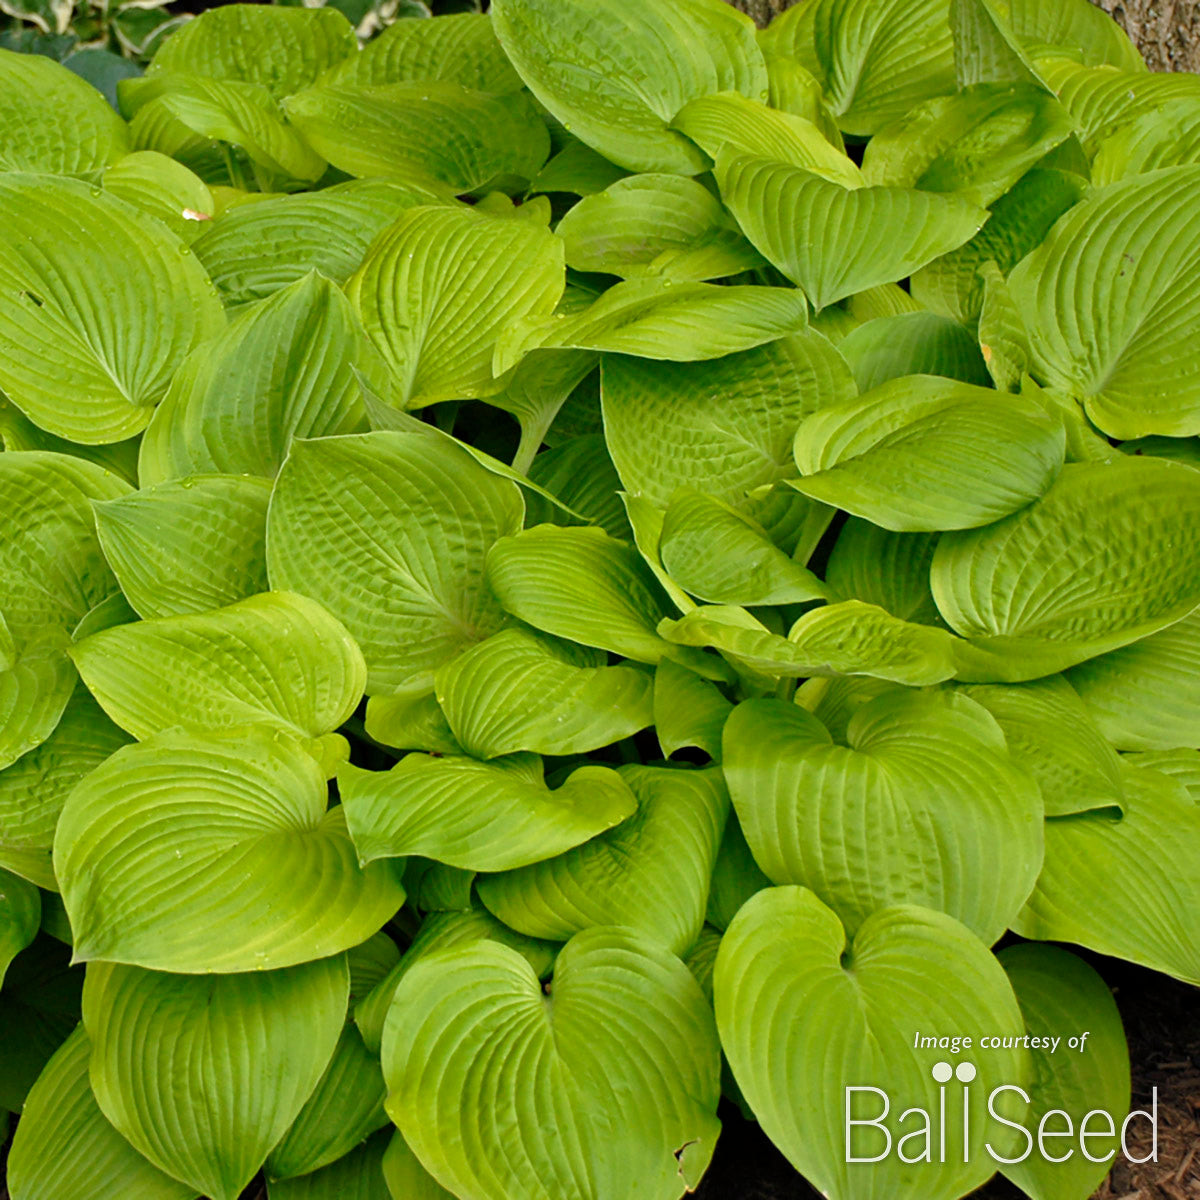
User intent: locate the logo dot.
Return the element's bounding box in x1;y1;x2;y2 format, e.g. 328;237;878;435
956;1062;977;1083
931;1062;953;1083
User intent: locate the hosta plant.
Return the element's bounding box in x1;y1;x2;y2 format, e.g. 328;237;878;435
0;0;1198;1198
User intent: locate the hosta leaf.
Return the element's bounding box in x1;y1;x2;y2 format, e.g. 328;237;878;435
825;520;940;623
1014;761;1200;985
496;278;808;373
795;676;910;743
716;153;987;311
0;175;224;444
477;764;728;955
671;93;863;188
94;475;271;619
715;887;1028;1200
346;206;564;408
654;661;732;760
487;525;724;675
861;83;1073;207
0;868;40;988
320;12;521;93
83;958;348;1200
71;592;365;743
658;491;830;606
706;816;770;931
284;83;548;194
0;633;76;771
1007;0;1144;71
601;332;856;509
364;692;461;756
55;727;405;972
529;138;629;197
7;1026;197;1200
0;398;139;486
911;168;1087;326
662;602;961;687
491;0;767;174
434;627;653;758
338;755;637;871
140;273;371;482
382;1131;455;1200
267;432;524;696
270;1131;392;1200
931;457;1200;680
838;313;990;391
402;862;476;915
723;692;1042;941
959;676;1124;816
760;0;956;137
382;927;721;1200
1124;749;1200;802
791;376;1065;532
0;48;130;174
525;434;631;539
1066;610;1200;750
146;4;356;97
193;180;448;309
554;174;763;282
949;0;1046;87
102;151;214;245
1009;166;1200;437
1092;97;1200;184
998;944;1131;1200
0;686;129;890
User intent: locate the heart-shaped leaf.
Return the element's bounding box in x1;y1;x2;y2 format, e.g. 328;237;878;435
722;691;1043;942
838;313;990;391
1004;0;1145;71
0;868;40;989
267;431;524;696
825;519;941;623
55;727;405;972
101;151;214;245
382;927;722;1200
932;457;1200;680
478;764;728;955
0;631;77;772
654;661;732;760
83;957;348;1200
338;754;637;871
714;886;1029;1200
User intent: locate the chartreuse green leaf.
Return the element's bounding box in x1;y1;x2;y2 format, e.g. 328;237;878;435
791;376;1065;532
949;0;1046;87
346;206;564;407
1015;761;1200;985
140;273;372;482
0;176;225;444
825;520;940;623
715;887;1029;1200
271;1130;393;1200
838;313;990;391
356;908;557;1055
94;475;271;619
0;49;130;175
434;627;653;759
477;765;727;955
932;458;1200;681
193;181;449;309
1008;166;1200;438
268;432;524;696
284;84;548;194
671;93;863;188
706;817;770;931
382;1131;455;1200
658;491;831;606
55;727;405;972
71;592;365;747
554;174;764;282
0;397;140;485
794;676;908;744
321;13;521;93
8;1026;197;1200
491;0;766;174
495;278;809;373
1005;0;1144;70
716;153;987;311
0;686;129;890
862;83;1073;207
0;868;40;988
83;958;348;1200
125;97;228;185
102;151;214;245
364;693;461;757
723;692;1042;941
662;602;961;687
487;525;725;677
1092;98;1200;183
0;630;76;772
911;168;1087;326
525;434;631;538
382;927;722;1200
654;661;732;760
764;54;844;143
760;0;957;136
402;862;476;915
146;3;356;97
958;677;1124;816
338;754;637;871
997;944;1131;1200
1124;749;1200;802
1066;610;1200;750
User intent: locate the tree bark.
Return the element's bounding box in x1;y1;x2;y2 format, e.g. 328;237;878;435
725;0;1200;73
